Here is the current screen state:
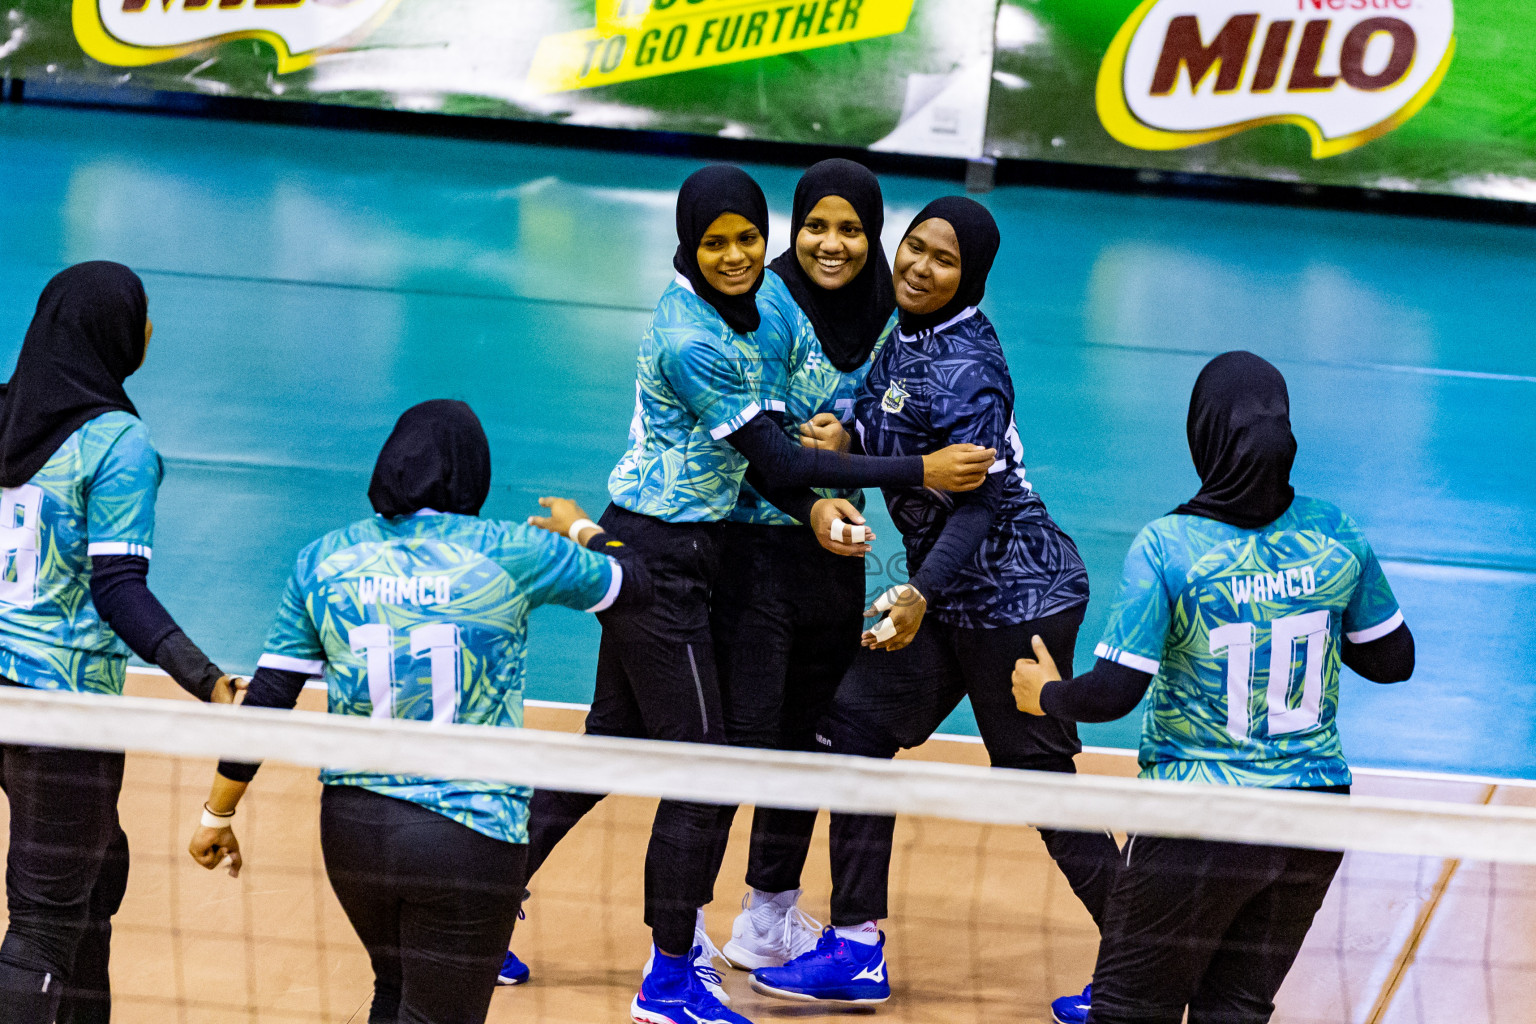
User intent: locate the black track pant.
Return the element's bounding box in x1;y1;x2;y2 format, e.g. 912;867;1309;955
820;606;1120;928
710;522;865;895
321;785;526;1024
1087;834;1343;1024
524;505;733;955
0;738;128;1024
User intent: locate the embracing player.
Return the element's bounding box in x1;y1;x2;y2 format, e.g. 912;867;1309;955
1013;351;1415;1024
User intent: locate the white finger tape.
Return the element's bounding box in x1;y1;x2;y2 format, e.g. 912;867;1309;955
829;520;867;545
874;584;911;614
870;617;898;643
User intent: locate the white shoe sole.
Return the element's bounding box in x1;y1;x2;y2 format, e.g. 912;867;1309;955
721;938;782;971
630;995;681;1024
748;975;890;1005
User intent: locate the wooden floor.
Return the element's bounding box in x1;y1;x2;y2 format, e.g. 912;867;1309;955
1;674;1532;1024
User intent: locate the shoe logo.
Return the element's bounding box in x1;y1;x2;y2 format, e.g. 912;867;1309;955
852;958;886;984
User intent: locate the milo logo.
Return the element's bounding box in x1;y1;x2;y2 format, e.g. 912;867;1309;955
74;0;400;73
1097;0;1455;158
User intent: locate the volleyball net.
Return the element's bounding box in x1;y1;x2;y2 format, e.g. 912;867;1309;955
0;683;1530;1024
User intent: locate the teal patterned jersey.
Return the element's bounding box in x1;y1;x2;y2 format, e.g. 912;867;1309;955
608;276;787;523
258;512;619;844
0;411;161;695
729;269;894;527
1098;496;1403;789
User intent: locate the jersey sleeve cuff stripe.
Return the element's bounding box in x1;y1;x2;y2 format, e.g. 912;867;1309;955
1095;642;1160;675
1346;609;1405;644
257;653;326;675
987;459;1007;475
708;402;763;441
87;542;152;558
764;400;786;413
585;559;623;613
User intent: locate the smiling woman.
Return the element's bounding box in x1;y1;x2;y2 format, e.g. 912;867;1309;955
696;213;767;296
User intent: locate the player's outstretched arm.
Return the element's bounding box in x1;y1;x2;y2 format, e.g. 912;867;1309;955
1015;642;1153;722
528;496;655;613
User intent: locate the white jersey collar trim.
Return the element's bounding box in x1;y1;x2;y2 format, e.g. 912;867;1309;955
895;306;979;343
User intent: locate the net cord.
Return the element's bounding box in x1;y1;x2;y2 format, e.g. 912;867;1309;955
1;687;1533;864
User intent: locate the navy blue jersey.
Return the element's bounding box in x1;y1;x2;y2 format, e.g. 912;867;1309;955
855;308;1089;628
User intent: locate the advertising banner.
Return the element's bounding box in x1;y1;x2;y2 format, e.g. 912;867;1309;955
0;0;999;158
5;1;1536;200
985;0;1536;201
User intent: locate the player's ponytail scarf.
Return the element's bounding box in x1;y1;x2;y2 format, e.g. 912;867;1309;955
767;158;895;372
896;195;1000;336
1172;351;1297;530
0;261;146;489
368;400;491;519
673;164;769;334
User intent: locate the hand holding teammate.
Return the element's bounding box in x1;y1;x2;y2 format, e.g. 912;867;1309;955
1011;635;1061;716
810;498;874;557
921;444;995;492
529;497;602;546
208;675;246;704
799;412;851;452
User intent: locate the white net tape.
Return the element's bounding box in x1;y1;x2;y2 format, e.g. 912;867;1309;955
3;686;1535;864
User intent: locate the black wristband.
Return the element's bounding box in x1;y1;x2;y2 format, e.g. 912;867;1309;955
154;629;224;703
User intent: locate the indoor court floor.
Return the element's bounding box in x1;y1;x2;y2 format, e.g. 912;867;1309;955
1;99;1535;1022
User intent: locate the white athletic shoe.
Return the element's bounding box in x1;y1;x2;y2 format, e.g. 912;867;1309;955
722;890;824;971
641;909;732;1006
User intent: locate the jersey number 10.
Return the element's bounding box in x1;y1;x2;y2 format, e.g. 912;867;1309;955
0;486;44;609
348;623;462;724
1210;610;1330;741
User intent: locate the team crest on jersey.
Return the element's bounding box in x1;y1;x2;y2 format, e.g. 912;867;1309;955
881;379;910;414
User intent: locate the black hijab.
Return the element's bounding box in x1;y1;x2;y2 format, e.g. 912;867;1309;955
368;400;492;519
1171;351;1297;529
672;165;769;335
896;196;1000;335
767;159;896;372
0;262;147;488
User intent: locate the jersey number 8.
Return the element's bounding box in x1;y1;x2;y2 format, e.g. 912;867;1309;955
0;486;44;609
348;623;463;724
1210;610;1330;741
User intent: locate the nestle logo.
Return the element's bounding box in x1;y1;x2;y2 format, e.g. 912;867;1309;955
1098;0;1456;158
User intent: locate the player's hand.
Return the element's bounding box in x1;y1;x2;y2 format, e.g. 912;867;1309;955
809;498;874;557
921;444;996;492
188;824;242;878
863;584;925;651
208;675;246;705
528;497;599;545
799;413;851;452
1011;635;1061;716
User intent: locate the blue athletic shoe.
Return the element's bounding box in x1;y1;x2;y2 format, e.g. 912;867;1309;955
496;951;530;986
631;945;753;1024
1051;983;1091;1024
748;927;890;1004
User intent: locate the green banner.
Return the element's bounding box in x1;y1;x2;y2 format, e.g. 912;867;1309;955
0;0;999;158
5;1;1535;199
985;0;1536;201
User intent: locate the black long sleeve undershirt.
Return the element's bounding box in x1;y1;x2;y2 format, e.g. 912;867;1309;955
1039;622;1416;724
908;473;1003;599
1342;622;1415;682
90;554;224;701
729;413;922;493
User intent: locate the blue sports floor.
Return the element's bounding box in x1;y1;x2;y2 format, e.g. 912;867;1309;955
1;103;1533;775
